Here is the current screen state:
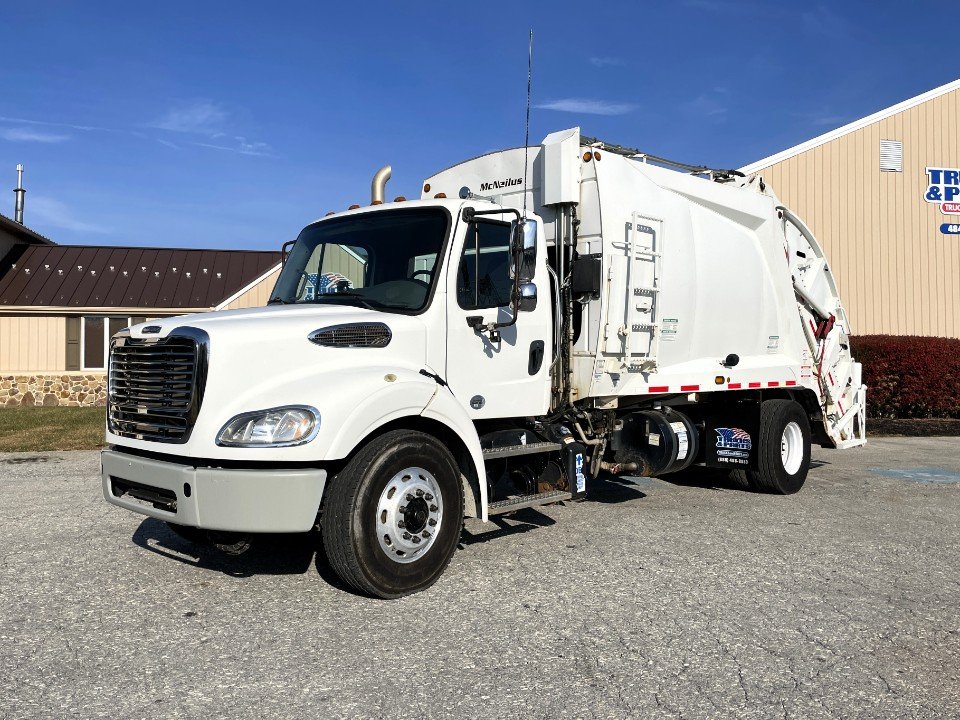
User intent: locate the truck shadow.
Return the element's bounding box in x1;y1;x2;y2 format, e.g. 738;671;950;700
461;478;648;545
460;508;556;546
130;476;650;584
587;475;649;504
131;517;351;590
657;460;830;491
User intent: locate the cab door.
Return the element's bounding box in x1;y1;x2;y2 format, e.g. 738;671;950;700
444;210;552;419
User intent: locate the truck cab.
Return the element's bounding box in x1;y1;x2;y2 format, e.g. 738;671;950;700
102;196;551;597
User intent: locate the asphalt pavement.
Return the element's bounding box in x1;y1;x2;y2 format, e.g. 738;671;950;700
1;436;959;719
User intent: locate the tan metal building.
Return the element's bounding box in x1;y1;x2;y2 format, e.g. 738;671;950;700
741;78;960;338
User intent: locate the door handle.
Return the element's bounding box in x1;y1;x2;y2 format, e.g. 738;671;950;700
528;340;545;375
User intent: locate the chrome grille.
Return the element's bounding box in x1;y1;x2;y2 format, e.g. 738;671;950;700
308;323;392;348
108;330;207;442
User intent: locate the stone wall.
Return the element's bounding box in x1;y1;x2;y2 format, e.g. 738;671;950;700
1;373;107;407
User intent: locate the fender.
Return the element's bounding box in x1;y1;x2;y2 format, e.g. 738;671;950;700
420;385;488;521
322;366;439;460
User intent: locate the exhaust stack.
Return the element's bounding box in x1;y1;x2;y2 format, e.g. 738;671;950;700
13;164;25;224
371;165;391;205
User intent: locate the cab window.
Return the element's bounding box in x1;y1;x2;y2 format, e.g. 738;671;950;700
457;221;512;310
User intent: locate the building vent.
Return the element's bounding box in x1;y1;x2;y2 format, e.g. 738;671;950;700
880;140;902;172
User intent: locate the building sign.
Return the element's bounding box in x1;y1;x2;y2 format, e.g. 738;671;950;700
925;167;960;214
941;223;960;235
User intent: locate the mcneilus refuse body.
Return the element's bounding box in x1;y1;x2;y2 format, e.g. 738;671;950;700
102;128;866;598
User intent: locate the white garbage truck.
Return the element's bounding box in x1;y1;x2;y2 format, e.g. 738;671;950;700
102;127;866;597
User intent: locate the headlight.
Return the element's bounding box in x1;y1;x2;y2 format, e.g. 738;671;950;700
217;406;320;447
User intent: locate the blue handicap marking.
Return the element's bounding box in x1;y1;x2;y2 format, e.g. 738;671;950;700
869;467;960;484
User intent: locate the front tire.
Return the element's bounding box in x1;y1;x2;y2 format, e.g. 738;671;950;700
733;399;811;494
322;429;464;598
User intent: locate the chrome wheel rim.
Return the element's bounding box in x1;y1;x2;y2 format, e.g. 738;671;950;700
376;466;443;564
781;421;803;475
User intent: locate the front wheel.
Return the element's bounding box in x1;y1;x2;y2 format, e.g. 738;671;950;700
732;399;811;494
321;429;464;598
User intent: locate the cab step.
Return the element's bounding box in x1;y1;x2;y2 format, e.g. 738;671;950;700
481;441;562;460
488;490;572;516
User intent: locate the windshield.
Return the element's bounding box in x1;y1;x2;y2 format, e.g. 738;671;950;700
270;208;449;312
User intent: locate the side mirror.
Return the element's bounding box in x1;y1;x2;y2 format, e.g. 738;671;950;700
509;218;538;280
519;282;537;311
518;219;537;280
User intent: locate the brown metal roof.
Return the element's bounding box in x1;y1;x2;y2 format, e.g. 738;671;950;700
0;213;56;245
0;244;280;309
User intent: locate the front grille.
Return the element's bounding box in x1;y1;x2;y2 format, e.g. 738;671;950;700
108;331;207;443
308;322;392;348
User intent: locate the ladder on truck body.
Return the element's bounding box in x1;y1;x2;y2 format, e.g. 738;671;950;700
621;211;664;370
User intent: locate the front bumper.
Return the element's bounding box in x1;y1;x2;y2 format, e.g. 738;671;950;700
101;449;327;533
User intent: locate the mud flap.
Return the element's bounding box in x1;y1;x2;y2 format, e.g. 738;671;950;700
701;404;761;470
561;439;589;499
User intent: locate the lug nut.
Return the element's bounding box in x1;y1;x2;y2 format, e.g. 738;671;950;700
422;531;431;539
402;532;411;540
412;536;421;544
416;488;424;497
429;504;438;512
428;518;437;527
424;493;433;501
406;493;414;501
397;520;406;529
399;505;407;513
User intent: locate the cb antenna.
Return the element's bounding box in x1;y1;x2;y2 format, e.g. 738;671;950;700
521;29;533;219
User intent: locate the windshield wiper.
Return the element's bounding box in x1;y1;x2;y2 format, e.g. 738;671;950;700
267;297;290;305
309;292;380;310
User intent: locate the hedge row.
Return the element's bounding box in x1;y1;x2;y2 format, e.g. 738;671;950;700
850;335;960;419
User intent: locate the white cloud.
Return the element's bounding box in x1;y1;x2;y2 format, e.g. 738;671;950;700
0;116;106;132
195;139;274;157
589;57;623;68
535;98;636;116
795;108;849;127
152;101;229;134
0;127;70;143
28;196;110;234
151;102;273;157
682;93;728;119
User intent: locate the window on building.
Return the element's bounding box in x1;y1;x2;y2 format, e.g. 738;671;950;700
81;316;134;370
457;221;513;310
880;140;903;172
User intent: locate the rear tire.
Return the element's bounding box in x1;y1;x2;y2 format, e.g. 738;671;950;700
322;430;464;598
732;399;811;494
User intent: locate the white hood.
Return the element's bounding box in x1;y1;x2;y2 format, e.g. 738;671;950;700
109;304;438;461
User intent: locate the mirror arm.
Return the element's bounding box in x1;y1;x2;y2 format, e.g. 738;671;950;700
460;207;532;341
281;239;296;267
462;206;522;222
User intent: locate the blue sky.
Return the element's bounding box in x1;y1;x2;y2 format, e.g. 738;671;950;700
1;1;955;250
